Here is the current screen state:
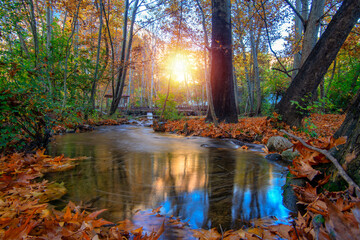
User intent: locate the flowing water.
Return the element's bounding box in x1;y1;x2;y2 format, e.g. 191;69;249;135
48;125;291;234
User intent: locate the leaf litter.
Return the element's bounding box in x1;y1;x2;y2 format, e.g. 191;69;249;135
3;113;360;239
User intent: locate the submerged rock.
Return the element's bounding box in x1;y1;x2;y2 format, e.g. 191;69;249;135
282;174;306;212
267;136;293;152
265;153;283;162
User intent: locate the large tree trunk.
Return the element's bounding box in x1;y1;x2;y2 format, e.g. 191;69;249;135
209;0;237;123
332;90;360;188
276;0;360;126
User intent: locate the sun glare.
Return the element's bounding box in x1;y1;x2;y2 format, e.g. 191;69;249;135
169;54;189;83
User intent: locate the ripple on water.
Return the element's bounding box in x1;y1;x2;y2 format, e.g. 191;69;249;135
48;125;292;233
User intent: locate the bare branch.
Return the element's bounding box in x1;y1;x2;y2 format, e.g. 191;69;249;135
280;130;360;195
255;1;292;78
283;0;306;27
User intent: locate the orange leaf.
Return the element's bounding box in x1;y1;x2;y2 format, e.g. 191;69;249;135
131;227;143;235
63;206;72;222
326;136;347;150
192;228;221;240
85;209;107;220
92;219;113;228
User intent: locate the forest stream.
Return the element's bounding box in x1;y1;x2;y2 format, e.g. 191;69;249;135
47;125;292;235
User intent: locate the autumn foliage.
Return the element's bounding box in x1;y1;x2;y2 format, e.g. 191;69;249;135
160;113;360;239
163;113;345;145
2;113;359;239
0;150;164;239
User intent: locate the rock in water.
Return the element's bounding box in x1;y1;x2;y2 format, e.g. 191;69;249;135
265;153;283;162
266;136;293;152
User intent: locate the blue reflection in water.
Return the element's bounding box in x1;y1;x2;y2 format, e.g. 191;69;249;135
48;125;293;232
162;190;209;228
232;184;290;225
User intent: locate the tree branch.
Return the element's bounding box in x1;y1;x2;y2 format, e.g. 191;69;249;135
256;1;292;78
283;0;306;27
280;130;360;195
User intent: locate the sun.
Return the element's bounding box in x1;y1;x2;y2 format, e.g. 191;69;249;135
169;54;189;83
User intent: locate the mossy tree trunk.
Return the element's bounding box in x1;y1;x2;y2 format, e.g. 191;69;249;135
332;90;360;188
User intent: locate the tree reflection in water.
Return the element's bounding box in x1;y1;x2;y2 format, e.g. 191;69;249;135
48;125;291;231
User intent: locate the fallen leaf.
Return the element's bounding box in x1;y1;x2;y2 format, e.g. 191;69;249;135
192;228;221;240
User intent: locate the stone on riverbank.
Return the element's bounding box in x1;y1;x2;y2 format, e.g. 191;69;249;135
267;136;293;152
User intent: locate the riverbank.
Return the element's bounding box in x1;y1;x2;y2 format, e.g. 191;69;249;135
2;113;360;239
153;113;360;239
160;113;345;147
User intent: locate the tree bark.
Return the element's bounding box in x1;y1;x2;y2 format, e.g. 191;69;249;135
332;89;360;190
195;0;218;126
291;0;303;80
90;0;104;110
61;0;81;110
46;1;53;94
276;0;360;126
22;0;39;67
300;0;325;65
109;0;139;115
109;0;129;115
209;0;237;123
249;17;261;116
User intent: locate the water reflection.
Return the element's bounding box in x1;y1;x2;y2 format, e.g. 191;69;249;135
48;125;290;230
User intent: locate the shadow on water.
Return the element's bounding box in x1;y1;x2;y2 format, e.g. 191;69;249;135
48;125;291;232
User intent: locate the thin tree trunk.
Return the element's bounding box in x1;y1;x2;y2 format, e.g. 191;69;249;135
160;75;171;120
62;10;67;33
101;0;115;107
150;50;155;109
249;21;261;115
14;25;30;58
90;0;104;110
110;0;140;115
195;0;218;126
110;0;129;114
292;0;303;80
325;59;336;98
240;40;253;115
22;0;39;67
46;1;53;94
62;0;81;110
300;0;325;66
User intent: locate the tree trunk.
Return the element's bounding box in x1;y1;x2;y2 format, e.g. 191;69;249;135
276;0;360;126
109;0;129;115
291;0;303;80
195;0;218;126
46;1;53;94
300;0;325;65
249;19;261;116
22;0;39;68
109;0;139;115
240;40;253;115
332;89;360;188
61;0;81;110
90;0;104;110
209;0;237;123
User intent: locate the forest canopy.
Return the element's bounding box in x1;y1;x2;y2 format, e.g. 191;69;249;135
0;0;359;150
